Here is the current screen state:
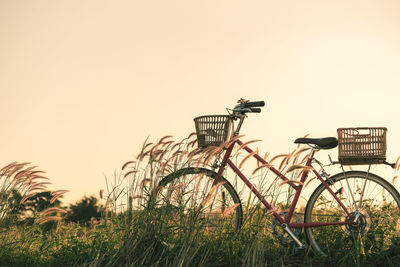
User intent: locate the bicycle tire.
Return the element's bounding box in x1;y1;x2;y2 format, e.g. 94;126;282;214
304;171;400;257
150;167;243;236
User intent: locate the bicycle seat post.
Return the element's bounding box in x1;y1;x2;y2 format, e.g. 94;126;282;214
307;145;319;161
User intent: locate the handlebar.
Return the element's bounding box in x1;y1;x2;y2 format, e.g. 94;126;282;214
233;99;265;115
231;99;265;135
243;101;265;108
249;107;261;113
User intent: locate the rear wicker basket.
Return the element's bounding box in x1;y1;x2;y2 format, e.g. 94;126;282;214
337;127;387;165
194;115;232;148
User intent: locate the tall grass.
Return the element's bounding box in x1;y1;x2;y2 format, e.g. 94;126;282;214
1;136;400;266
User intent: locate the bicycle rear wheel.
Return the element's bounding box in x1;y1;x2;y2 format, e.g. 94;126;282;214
151;167;243;237
304;171;400;257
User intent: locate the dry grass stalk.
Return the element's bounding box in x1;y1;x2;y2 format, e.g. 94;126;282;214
279;180;304;186
286;164;309;173
158;135;173;144
124;170;138;178
50;190;69;204
188;139;197;148
252;163;273;175
278;155;291;171
37;216;62;225
270;154;288;164
122;161;135;170
41;207;68;216
239;148;259;169
238;140;262;151
292;147;310;164
0;161;19;174
396;156;400;170
224;135;245;148
201;181;226;208
221;203;240;218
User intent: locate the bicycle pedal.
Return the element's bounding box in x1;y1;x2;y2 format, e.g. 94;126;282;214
291;243;307;254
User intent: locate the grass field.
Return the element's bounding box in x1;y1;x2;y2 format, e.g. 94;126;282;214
1;135;400;266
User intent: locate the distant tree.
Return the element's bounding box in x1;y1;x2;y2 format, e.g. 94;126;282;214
24;191;62;215
0;190;63;228
66;196;102;224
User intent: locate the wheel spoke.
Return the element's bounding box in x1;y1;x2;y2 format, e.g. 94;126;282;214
305;171;400;256
152;168;242;237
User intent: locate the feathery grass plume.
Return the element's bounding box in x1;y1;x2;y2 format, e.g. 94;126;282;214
41;207;68;216
186;148;202;164
179;151;189;161
20;192;38;204
200;146;219;166
200;181;226;208
279;180;303;186
188;139;198;148
252;163;273;175
238;140;262;151
14;166;37;180
278;154;291;171
239;148;259;169
348;165;353;171
155;149;171;163
221;203;240;218
286;164;308;173
158;135;173;144
140;178;152;187
299;153;309;164
224;134;245;148
124;170;138;177
0;161;18;175
99;189;104;199
151;149;164;162
50;190;70;204
161;140;174;148
269;154;288;164
170;142;183;152
36;216;62;225
396;156;400;170
121;161;135;171
136;140;153;160
0;162;67;226
187;131;197;139
291;147;310;164
203;145;225;165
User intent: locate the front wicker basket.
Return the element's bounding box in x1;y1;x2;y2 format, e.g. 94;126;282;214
194;115;232;148
337;127;387;165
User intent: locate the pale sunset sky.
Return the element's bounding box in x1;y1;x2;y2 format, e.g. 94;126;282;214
1;0;400;204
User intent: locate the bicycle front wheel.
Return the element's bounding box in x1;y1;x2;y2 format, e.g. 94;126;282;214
304;171;400;257
151;167;243;237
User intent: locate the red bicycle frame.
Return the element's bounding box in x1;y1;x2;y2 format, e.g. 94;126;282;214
213;138;355;229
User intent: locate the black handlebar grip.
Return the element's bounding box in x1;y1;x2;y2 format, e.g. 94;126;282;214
243;101;265;108
250;108;261;113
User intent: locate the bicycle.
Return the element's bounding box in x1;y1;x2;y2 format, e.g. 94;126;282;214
152;99;400;256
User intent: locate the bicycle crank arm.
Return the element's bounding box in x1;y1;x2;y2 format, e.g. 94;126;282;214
282;224;307;249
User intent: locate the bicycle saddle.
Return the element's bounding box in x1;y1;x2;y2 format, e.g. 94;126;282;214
294;137;338;149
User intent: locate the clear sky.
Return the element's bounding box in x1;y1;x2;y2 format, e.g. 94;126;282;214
1;0;400;204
